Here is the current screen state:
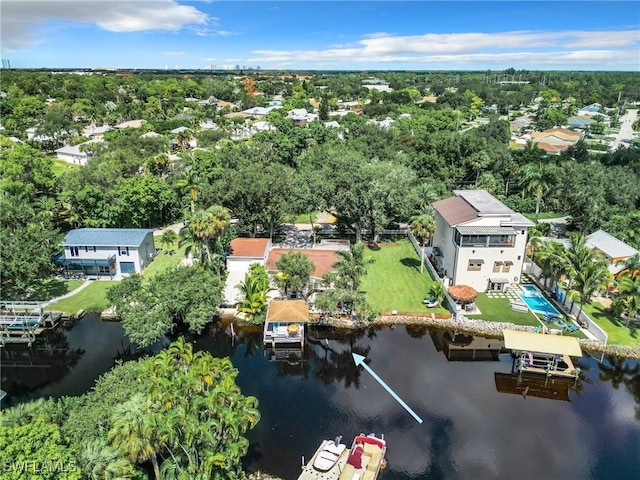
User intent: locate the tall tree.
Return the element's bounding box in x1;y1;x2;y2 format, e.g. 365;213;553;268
410;214;436;273
275;251;315;298
521;162;554;221
181;205;231;269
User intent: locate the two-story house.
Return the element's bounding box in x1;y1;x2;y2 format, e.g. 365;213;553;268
60;228;156;277
431;190;534;292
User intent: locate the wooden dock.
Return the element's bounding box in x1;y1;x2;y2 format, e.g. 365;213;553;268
0;301;62;346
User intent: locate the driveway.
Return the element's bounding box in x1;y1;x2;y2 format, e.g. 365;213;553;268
611;109;638;151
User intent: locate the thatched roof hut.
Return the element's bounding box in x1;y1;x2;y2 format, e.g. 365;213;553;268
448;285;478;303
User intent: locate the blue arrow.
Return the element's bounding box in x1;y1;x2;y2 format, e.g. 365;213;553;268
352;353;423;424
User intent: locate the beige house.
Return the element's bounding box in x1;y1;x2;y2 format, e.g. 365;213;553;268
530;128;583;153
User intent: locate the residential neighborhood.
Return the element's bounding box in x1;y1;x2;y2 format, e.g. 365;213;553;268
2;58;640;480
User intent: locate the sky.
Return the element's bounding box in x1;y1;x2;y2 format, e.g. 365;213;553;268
1;1;639;71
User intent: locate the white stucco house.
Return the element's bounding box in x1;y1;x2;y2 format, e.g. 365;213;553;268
58;228;156;277
431;190;534;292
55;139;103;165
586;230;639;276
223;238;272;306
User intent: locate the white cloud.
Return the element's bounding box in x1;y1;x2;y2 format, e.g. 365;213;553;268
248;29;640;69
1;0;209;51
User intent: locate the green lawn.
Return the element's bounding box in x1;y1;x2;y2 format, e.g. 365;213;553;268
2;279;84;302
582;302;640;347
283;211;319;224
467;294;540;326
46;281;116;314
142;245;185;280
362;240;448;315
52;159;81;176
523;212;567;221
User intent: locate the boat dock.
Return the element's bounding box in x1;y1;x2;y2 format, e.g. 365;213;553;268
0;301;62;346
503;329;582;382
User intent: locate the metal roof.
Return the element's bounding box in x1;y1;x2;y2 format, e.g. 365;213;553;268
432;196;478;226
586;230;638;259
62;228;154;247
456;226;516;235
453;190;514;215
503;329;582;357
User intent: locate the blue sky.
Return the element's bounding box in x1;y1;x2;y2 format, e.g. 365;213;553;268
2;1;639;70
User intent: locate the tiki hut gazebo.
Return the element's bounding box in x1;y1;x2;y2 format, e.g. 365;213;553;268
448;285;478;306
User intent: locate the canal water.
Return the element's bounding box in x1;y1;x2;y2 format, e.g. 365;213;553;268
2;314;639;480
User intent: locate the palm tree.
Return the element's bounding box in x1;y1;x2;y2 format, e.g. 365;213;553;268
612;274;640;325
236;269;271;323
427;281;446;306
410;214;436;273
521;162;554;222
535;239;569;290
332;243;372;292
158;230;178;254
569;255;610;322
108;393;161;480
180;205;231;267
173;156;200;214
616;253;640;278
78;439;134;480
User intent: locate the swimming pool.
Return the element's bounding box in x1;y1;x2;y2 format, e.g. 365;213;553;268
518;284;561;316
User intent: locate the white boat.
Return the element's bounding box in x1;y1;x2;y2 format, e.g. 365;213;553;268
298;433;387;480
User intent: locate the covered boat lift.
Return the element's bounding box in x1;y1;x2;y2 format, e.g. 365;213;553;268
503;329;582;382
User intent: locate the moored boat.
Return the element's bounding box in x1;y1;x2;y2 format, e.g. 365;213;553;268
298;433;386;480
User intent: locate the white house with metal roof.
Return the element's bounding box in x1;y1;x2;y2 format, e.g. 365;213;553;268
431;190;534;292
59;228;156;277
586;230;639;275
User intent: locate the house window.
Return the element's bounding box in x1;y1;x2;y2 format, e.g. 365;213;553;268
98;266;110;274
84;246;88;252
502;261;513;273
467;259;484;271
493;261;503;273
93;246;96;252
70;247;79;257
119;247;128;256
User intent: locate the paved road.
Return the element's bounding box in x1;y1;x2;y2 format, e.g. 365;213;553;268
611;108;638;151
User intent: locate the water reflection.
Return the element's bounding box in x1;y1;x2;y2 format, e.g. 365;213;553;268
430;330;505;361
2;317;639;479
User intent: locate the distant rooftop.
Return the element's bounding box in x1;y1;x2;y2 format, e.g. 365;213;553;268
586;230;638;260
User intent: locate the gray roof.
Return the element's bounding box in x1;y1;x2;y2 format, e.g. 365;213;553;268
62;228;154;247
453;190;514;216
586;230;638;259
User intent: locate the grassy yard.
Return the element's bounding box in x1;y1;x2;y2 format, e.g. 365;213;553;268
2;279;84;302
142;246;185;280
523;212;567;221
467;294;540;326
52;159;81;176
283;211;319;224
362;240;448;315
46;281;116;314
582;302;640;347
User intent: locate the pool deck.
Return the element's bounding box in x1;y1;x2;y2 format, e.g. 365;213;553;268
487;283;598;341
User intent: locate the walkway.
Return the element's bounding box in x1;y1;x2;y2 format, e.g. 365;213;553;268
41;280;93;308
611;108;638;151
